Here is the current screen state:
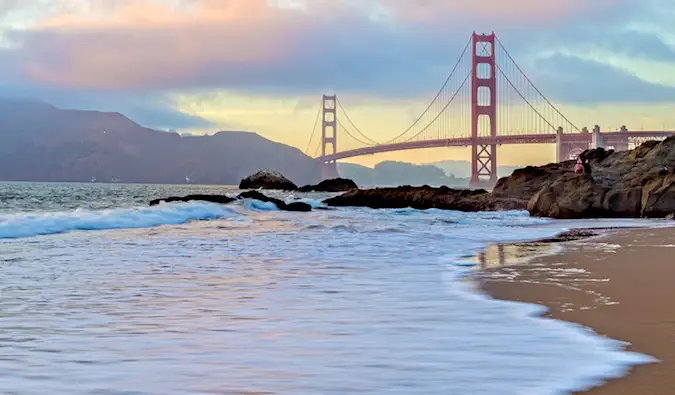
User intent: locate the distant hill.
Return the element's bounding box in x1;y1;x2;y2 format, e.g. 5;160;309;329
0;99;321;185
338;160;528;188
338;161;470;187
428;160;522;179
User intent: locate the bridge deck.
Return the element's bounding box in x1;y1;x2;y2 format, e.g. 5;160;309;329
318;131;673;162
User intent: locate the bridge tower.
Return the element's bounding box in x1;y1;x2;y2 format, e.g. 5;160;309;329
321;94;340;180
470;32;498;186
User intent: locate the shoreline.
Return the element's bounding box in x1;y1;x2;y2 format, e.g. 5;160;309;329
477;226;675;394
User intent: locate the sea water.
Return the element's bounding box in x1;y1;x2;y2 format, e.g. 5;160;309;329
0;182;666;394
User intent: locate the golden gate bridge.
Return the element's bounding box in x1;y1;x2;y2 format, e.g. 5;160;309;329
304;32;674;186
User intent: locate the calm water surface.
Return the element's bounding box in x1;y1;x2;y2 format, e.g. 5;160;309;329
0;182;662;394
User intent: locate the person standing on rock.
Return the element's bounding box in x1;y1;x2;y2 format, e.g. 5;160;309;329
574;157;584;174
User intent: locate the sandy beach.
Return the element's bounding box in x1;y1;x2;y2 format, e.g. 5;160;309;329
480;227;675;394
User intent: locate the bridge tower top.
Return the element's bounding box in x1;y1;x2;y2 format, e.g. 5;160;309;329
320;95;340;180
321;94;337;158
471;32;497;185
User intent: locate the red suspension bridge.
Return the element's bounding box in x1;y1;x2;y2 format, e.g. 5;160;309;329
304;32;674;186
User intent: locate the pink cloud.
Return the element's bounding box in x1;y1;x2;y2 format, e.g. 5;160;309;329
0;0;639;92
381;0;628;23
7;0;319;89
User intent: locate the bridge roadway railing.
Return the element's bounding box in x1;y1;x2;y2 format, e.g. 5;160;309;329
318;130;674;162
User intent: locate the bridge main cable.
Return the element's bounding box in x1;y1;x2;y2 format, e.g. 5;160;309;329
379;36;473;145
495;36;580;132
336;98;380;146
304;100;324;155
336;118;381;146
397;69;472;143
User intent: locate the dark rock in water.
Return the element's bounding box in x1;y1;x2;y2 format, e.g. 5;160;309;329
149;191;311;212
149;194;235;206
536;229;601;243
237;190;311;212
298;178;358;192
323;185;526;212
284;202;313;212
239;170;298;191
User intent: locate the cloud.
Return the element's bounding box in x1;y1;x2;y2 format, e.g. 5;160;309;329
531;54;675;103
378;0;628;26
0;0;636;97
119;103;217;130
0;81;216;131
0;0;22;17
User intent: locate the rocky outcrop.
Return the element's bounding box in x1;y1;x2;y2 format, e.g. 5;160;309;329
324;185;526;211
237;191;312;212
526;173;610;219
149;191;311;212
297;178;358;192
322;137;675;218
239;170;298;191
496;137;675;219
150;194;235;206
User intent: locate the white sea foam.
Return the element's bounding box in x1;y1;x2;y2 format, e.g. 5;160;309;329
0;202;235;239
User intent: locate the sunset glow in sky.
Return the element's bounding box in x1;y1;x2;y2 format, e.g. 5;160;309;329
1;0;674;166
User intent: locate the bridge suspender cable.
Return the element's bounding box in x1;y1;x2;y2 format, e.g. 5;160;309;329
336;98;380;145
379;36;473;145
398;70;472;143
336;119;381;146
494;37;580;132
397;40;492;143
304;100;323;155
493;61;558;132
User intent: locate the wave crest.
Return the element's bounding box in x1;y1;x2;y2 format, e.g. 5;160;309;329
0;202;235;239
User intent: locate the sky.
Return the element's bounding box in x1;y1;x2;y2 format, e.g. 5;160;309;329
1;0;674;167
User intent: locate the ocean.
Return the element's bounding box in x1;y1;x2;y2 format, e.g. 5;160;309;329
0;182;667;394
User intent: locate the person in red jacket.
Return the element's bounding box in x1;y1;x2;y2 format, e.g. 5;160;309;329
574;157;584;174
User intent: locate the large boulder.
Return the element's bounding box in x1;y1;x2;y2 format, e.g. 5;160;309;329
239;170;298;191
324;185;527;212
493;162;573;201
526;174;610;219
297;178;358;193
641;173;675;218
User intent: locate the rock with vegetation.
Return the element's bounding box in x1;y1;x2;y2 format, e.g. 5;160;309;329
239;170;298;191
297;178;358;192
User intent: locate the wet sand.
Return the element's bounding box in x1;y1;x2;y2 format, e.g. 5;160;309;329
479;227;675;394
